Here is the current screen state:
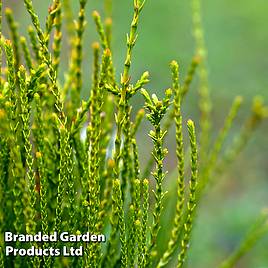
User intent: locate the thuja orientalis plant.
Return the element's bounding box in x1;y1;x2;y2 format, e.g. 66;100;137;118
0;0;268;267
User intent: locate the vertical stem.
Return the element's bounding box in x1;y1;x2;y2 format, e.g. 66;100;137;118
5;8;20;75
158;61;185;268
177;120;198;268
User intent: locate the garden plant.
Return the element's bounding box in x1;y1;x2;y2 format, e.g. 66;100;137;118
0;0;268;267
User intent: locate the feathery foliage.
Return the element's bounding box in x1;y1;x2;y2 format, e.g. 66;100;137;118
0;0;267;267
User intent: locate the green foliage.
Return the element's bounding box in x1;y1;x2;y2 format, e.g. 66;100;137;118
0;0;268;267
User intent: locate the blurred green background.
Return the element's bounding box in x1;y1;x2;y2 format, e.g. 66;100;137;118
3;0;268;267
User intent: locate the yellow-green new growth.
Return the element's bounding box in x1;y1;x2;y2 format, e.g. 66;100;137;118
177;119;198;268
20;36;33;71
1;1;268;268
142;56;199;180
19;65;41;268
88;46;111;233
93;11;109;50
112;179;128;267
24;0;66;124
54;122;69;234
45;0;60;38
128;179;142;266
33;93;50;268
158;60;185;268
121;0;146;90
93;11;116;86
3;40;25;235
52;1;62;73
70;0;88;109
19;66;37;233
62;0;75;43
112;1;148;188
140;178;149;267
132;108;145;136
141;88;172;265
5;8;20;74
27;26;41;63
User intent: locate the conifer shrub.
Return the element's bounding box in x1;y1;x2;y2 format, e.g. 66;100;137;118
0;0;267;267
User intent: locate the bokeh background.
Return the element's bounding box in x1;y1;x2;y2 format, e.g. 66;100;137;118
3;0;268;267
